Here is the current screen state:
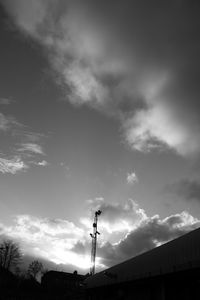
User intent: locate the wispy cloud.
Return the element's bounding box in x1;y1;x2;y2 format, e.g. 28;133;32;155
13;129;47;143
126;171;138;185
0;156;28;174
0;112;21;131
0;100;48;168
17;143;44;155
0;111;47;172
0;98;12;105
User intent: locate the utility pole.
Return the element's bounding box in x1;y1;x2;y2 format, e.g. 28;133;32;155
90;210;101;275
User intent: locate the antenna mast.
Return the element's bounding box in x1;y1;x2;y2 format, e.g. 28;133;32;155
90;210;101;275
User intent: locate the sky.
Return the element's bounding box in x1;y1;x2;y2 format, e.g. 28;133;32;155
0;0;200;274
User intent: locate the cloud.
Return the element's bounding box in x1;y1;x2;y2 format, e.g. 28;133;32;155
0;143;47;175
82;199;147;239
17;143;44;155
0;113;10;130
123;96;200;156
0;112;21;131
28;160;49;167
0;199;200;270
37;160;49;166
0;214;91;269
0;113;47;173
2;1;200;157
77;198;200;268
166;179;200;202
98;211;200;267
116;211;199;257
13;129;47;143
0;156;28;174
126;171;138;185
0;98;12;105
0;111;47;173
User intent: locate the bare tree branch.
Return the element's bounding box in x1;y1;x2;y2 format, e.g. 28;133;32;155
0;240;22;271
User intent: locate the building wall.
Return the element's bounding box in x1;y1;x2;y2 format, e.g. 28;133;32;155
86;269;200;300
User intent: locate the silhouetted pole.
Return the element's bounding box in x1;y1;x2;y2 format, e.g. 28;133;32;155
90;210;101;275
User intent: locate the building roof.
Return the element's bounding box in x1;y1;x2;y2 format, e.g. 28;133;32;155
42;270;85;282
85;227;200;288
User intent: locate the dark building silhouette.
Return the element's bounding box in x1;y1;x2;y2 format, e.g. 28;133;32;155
85;227;200;299
41;270;86;299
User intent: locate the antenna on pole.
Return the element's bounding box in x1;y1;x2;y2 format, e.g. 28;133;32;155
90;210;101;276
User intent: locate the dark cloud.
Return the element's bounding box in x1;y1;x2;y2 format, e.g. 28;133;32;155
166;179;200;202
1;0;200;156
99;211;200;267
76;200;200;268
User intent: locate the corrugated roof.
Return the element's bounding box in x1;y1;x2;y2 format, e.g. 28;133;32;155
85;227;200;288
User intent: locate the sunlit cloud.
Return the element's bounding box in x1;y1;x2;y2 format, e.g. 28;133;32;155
81;199;148;244
126;171;138;185
109;211;200;265
85;198;147;232
37;160;49;166
0;201;200;270
0;214;89;269
0;156;28;174
75;200;200;268
123;96;200;156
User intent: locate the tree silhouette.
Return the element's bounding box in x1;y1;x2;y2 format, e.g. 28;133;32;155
0;240;22;271
28;260;43;280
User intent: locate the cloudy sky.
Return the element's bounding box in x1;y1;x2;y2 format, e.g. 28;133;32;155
0;0;200;273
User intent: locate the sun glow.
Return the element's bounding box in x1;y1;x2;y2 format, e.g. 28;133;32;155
50;248;91;270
